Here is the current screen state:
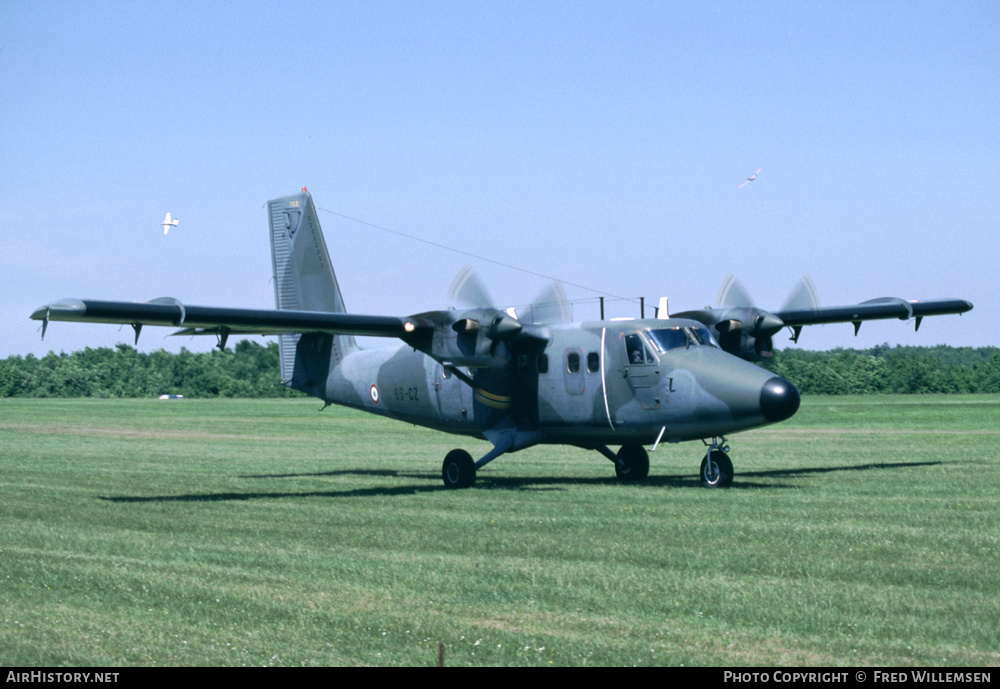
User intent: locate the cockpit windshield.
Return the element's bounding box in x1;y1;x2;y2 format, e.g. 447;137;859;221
645;326;719;353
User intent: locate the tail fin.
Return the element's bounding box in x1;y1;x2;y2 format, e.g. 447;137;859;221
268;191;356;397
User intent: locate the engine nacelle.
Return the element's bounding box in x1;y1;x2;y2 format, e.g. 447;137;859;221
675;307;784;363
404;308;529;368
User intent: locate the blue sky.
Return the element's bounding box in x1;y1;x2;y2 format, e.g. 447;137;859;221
2;1;997;358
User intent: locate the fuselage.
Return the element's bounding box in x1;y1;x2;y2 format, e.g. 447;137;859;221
321;317;800;448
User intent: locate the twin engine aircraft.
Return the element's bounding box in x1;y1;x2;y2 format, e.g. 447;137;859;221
32;192;973;489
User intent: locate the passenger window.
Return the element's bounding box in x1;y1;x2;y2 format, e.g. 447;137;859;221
567;352;581;374
587;352;600;373
537;354;549;374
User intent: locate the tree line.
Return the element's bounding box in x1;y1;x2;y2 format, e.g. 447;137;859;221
760;344;1000;395
1;340;999;398
0;340;302;399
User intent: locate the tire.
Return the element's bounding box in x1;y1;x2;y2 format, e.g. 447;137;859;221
700;449;733;488
442;449;476;489
615;443;650;482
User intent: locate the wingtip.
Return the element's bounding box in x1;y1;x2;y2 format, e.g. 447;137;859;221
29;299;87;321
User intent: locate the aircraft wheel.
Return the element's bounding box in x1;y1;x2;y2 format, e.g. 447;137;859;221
700;450;734;489
442;449;476;489
615;443;650;482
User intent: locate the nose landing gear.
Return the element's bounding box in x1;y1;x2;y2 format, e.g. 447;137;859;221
700;437;733;488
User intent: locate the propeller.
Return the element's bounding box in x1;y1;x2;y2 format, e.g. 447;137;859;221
518;280;572;325
780;275;821;313
446;265;572;365
448;266;494;310
680;274;820;360
718;274;819;328
717;274;756;310
448;265;572;325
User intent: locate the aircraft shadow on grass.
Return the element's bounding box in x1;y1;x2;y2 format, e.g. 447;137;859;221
98;459;949;503
738;459;947;480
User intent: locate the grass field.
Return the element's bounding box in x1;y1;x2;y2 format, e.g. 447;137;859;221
1;396;997;666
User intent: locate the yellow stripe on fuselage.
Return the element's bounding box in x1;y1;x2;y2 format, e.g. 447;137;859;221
474;388;512;409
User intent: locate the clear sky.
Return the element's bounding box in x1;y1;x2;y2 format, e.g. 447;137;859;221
2;1;997;358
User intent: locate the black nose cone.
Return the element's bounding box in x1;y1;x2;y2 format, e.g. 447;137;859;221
760;376;801;422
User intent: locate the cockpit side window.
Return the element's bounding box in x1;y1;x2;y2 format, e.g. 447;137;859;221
624;333;656;364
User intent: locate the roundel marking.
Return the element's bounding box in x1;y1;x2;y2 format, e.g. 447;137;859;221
370;384;380;404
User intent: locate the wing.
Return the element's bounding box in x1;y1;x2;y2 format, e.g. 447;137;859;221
31;296;549;372
673;296;972;361
776;297;973;332
30;297;425;346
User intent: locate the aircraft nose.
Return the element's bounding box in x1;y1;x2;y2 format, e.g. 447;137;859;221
760;376;800;423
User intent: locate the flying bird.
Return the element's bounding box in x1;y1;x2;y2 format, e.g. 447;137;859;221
161;212;178;234
738;169;761;189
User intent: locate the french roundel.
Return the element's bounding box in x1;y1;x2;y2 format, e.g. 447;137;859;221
370;384;380;404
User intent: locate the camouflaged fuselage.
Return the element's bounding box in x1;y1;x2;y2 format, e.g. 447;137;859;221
322;317;800;448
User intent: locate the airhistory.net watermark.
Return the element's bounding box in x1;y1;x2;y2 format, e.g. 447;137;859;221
6;672;119;684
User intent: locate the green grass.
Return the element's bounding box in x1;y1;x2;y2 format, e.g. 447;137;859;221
1;396;998;666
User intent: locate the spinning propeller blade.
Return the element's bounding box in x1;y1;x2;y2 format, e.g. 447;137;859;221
780;275;821;312
692;274;822;359
717;274;755;309
718;274;819;318
448;266;571;324
448;265;494;310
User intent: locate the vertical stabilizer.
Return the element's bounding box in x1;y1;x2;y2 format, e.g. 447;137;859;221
268;191;356;397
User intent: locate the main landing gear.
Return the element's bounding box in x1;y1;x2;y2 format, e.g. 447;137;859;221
442;435;515;489
442;449;477;489
592;443;650;483
614;443;650;482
